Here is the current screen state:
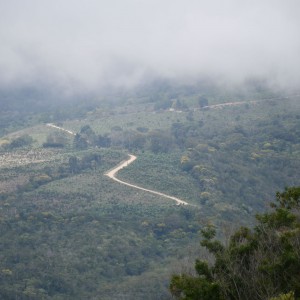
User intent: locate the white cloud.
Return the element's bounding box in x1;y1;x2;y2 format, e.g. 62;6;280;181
0;0;299;90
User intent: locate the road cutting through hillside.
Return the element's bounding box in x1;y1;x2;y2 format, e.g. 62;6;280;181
46;123;76;135
105;154;190;206
45;123;190;205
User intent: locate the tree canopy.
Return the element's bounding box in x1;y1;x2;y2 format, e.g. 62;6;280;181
170;187;300;300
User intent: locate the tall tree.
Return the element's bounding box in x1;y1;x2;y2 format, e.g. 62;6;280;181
170;187;300;300
73;133;88;150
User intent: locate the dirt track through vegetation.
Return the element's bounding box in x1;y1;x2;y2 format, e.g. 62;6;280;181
46;123;76;136
45;124;190;205
105;155;190;206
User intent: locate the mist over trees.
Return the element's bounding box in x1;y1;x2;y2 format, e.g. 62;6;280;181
1;1;300;91
0;1;299;299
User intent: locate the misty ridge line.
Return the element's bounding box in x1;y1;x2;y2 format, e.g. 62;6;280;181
1;1;300;89
195;94;300;110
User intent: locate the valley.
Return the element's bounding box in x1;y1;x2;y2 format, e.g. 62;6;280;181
0;85;299;299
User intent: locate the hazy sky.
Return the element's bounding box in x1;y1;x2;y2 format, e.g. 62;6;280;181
0;0;299;90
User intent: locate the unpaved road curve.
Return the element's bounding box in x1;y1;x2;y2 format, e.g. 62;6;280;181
46;123;190;205
105;154;190;206
46;123;76;136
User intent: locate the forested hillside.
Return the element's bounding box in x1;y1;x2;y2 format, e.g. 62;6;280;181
170;186;300;300
0;81;299;299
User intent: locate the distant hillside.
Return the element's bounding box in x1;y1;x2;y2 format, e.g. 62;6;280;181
0;82;299;299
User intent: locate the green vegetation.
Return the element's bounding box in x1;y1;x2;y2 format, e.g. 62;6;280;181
0;147;204;299
2;134;34;150
170;187;300;300
0;81;299;298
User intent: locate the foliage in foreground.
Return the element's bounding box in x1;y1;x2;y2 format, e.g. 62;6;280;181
170;187;300;300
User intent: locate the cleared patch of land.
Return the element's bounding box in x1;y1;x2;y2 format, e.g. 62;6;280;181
0;149;60;168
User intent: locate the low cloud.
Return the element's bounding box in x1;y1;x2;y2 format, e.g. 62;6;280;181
0;0;299;91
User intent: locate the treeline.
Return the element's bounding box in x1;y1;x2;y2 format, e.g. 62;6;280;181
170;187;300;300
71;123;185;154
0;77;279;138
71;124;174;153
0;134;33;150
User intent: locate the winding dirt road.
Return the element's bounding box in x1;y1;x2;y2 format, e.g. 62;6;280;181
46;95;298;207
45;122;190;205
105;154;189;206
46;123;76;136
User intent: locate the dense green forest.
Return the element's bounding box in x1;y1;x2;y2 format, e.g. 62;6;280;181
0;81;299;299
170;186;300;300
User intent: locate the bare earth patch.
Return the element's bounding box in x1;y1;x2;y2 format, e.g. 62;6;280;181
0;149;59;168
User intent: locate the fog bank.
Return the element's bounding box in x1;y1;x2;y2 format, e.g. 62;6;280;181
0;1;299;91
